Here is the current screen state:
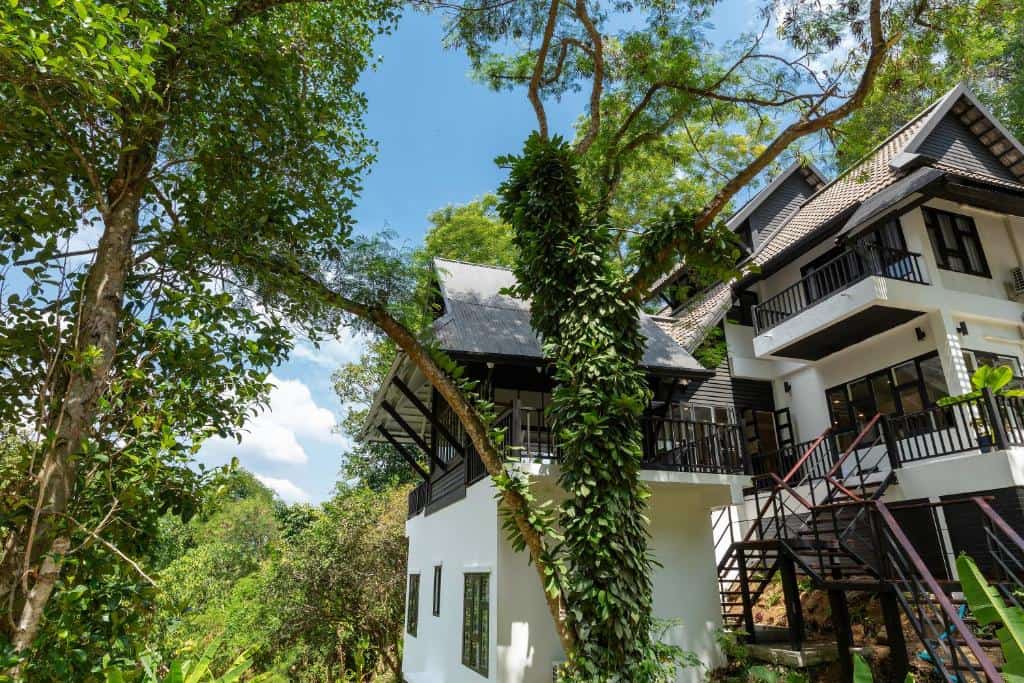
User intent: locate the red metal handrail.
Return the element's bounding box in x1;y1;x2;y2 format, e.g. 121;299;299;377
826;413;882;478
875;501;1003;682
781;427;832;484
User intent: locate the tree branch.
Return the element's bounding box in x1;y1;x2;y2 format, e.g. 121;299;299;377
237;254;577;654
572;0;603;154
629;0;892;297
528;0;562;138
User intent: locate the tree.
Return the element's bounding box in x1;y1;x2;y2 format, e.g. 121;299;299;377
148;475;408;681
0;0;398;669
333;196;515;491
834;0;1024;166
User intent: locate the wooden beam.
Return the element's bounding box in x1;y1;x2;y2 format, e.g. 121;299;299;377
378;426;429;481
381;400;448;472
392;375;466;458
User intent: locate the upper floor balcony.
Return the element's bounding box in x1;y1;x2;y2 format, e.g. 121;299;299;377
751;243;930;360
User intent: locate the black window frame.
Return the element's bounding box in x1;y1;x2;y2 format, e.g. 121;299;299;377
922;207;991;278
727;290;759;327
432;565;442;617
963;349;1024;389
406;573;420;636
462;572;489;677
825;351;951;447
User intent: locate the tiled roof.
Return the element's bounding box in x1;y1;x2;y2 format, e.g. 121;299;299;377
664;84;1024;348
431;258;709;374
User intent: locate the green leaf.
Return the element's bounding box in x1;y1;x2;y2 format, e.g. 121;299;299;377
956;554;1024;676
853;653;874;683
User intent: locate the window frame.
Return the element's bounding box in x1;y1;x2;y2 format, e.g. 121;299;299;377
432;565;442;617
963;349;1024;388
825;351;950;445
922;207;991;278
406;573;420;636
462;572;489;677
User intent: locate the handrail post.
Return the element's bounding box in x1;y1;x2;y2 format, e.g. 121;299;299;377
511;399;523;453
981;387;1010;451
881;415;901;471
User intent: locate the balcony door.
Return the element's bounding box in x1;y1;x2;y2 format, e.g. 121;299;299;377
741;407;793;474
800;217;908;304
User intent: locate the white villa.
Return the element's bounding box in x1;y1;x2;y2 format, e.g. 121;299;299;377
362;84;1024;682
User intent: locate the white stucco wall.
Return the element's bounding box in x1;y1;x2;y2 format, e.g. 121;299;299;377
404;480;499;683
406;473;744;683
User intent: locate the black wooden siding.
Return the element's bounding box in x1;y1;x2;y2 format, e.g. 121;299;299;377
673;358;775;415
918;113;1018;184
426;460;467;514
748;172;819;247
941;486;1024;576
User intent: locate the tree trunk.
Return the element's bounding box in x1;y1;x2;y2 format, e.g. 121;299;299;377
5;179;146;658
249;259;577;656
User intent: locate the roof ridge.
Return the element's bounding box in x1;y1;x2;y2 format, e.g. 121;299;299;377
433;256;513;272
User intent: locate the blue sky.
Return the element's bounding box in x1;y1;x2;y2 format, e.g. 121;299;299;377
199;1;766;504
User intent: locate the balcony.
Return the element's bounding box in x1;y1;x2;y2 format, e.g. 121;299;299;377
491;403;750;476
751;244;929;360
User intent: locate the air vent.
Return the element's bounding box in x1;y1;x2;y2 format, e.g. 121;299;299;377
1009;267;1024;299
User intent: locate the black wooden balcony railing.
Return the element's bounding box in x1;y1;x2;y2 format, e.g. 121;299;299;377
409;392;1024;517
752;243;926;334
490;402;748;475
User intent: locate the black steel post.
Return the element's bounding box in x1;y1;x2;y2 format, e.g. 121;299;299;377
982;387;1010;451
829;589;854;682
880;590;909;682
778;554;806;652
736;547;757;644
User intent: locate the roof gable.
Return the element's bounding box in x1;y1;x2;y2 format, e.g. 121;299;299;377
903;83;1024;181
726;161;826;234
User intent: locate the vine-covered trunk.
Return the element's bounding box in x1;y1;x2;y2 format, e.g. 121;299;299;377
499;135;656;679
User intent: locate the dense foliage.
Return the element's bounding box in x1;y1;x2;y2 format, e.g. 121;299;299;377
835;0;1024;165
151;471;408;681
0;0;397;672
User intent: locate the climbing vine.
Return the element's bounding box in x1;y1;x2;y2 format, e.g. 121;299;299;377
496;135;742;680
499;135;657;679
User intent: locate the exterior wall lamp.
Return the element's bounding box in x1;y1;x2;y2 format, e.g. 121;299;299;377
957;321;969;336
915;327;927;341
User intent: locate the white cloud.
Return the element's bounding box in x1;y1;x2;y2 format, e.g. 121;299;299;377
254;474;311;503
201;374;343;465
291;325;369;370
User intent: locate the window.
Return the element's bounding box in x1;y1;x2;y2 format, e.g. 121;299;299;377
432;565;442;617
923;207;990;277
963;350;1024;389
406;574;420;636
462;573;489;676
825;352;951;445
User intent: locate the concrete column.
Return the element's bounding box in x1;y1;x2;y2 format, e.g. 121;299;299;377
927;309;972;395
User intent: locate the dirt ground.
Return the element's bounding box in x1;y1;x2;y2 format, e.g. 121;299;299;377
730;578;1003;681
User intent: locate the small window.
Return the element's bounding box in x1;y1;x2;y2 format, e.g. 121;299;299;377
406;574;420;636
432;565;442;617
462;573;489;676
923;207;990;278
963;350;1024;389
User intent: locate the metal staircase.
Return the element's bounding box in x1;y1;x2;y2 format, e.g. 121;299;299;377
716;414;1020;682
